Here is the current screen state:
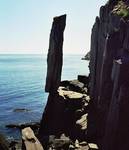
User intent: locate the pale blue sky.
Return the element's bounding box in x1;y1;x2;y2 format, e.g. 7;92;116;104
0;0;107;54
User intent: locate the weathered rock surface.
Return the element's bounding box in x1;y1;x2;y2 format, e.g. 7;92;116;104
45;14;66;93
47;134;71;150
39;81;90;149
39;81;89;140
39;15;66;139
88;0;129;149
60;80;85;93
22;127;44;150
88;143;98;150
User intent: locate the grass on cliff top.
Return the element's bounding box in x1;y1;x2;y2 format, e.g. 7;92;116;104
112;1;129;18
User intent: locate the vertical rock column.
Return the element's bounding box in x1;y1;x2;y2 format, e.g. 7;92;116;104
88;1;129;149
39;15;66;136
103;60;121;150
88;1;126;143
45;14;66;93
103;58;129;150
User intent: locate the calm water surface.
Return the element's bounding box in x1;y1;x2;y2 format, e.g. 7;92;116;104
0;54;89;140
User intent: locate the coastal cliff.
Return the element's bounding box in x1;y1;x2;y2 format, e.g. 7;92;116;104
88;0;129;149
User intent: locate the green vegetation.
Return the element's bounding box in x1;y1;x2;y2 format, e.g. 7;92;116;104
117;7;129;17
112;1;129;18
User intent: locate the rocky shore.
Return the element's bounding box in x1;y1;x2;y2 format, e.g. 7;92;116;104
2;75;93;150
1;0;129;149
37;14;95;150
0;14;92;150
39;76;92;150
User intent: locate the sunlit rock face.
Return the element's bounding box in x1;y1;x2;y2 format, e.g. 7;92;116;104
88;0;129;149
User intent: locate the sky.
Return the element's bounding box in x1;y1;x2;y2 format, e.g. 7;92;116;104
0;0;107;54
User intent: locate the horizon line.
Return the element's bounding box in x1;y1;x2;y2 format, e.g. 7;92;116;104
0;53;86;55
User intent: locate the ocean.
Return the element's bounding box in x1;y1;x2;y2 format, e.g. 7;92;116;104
0;54;89;140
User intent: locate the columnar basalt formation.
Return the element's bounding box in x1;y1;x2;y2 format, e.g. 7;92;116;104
39;14;91;150
45;14;66;93
88;0;129;149
39;14;66;136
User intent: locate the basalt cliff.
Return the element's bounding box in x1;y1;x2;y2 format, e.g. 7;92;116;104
88;0;129;150
39;1;129;150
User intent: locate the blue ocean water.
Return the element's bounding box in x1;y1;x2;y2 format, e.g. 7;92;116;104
0;54;89;140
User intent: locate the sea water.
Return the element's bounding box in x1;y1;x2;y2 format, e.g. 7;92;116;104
0;54;89;140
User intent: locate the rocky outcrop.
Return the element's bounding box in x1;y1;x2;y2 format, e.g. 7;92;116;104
39;14;66;137
39;15;89;144
39;76;90;150
88;0;129;149
45;14;66;93
38;12;97;150
39;78;89;139
82;52;90;60
38;16;89;145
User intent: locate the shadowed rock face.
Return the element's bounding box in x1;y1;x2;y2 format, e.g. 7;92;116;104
39;14;66;136
45;14;66;93
39;14;89;149
88;1;129;149
39;79;89;140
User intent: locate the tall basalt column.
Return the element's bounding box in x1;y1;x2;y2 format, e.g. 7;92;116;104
39;15;66;136
103;58;129;150
103;60;121;150
45;14;66;93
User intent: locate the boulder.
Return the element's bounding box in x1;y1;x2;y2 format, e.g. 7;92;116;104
22;127;44;150
58;87;87;109
88;143;99;149
60;80;86;93
58;89;84;99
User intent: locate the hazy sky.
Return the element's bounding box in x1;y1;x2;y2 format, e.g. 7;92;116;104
0;0;107;54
